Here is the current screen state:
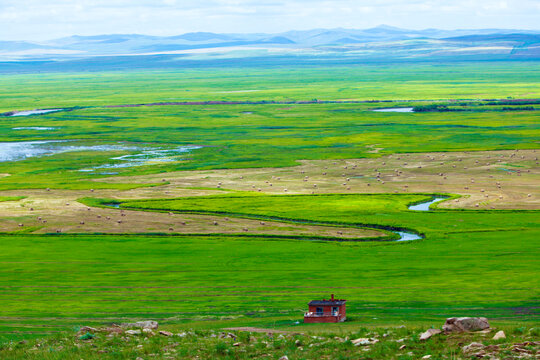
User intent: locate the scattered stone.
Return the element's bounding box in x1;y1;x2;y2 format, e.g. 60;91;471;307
399;344;406;350
492;330;505;340
443;317;490;333
420;328;441;341
462;342;485;356
121;320;158;330
351;338;378;346
159;331;173;336
278;356;289;360
233;342;241;347
422;355;432;359
125;330;142;335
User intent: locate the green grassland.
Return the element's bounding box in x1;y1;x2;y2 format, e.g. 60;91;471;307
0;63;539;347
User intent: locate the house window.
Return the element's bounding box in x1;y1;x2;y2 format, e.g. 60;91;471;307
316;307;323;315
332;307;339;316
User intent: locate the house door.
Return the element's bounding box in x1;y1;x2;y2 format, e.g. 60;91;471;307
316;307;323;315
332;307;339;316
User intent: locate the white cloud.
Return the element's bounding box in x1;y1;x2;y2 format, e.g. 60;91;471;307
0;0;538;41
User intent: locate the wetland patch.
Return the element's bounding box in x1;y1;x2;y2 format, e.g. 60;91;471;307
373;107;414;113
10;109;63;116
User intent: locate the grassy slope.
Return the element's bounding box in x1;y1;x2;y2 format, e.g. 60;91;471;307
2;326;538;360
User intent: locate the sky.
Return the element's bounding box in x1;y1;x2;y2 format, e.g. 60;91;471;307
1;0;540;41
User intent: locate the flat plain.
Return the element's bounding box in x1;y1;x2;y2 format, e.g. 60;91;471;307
0;62;538;347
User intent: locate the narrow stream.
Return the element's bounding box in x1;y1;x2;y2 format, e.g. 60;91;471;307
100;202;426;242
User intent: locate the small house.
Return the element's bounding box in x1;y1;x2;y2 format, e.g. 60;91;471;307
304;294;346;323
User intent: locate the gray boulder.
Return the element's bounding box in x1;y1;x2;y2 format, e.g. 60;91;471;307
443;317;489;333
121;320;158;330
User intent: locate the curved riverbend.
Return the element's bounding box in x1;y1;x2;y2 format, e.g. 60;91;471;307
396;231;422;242
408;196;449;211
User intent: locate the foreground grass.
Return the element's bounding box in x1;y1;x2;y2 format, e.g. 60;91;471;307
1;325;538;359
0;226;537;340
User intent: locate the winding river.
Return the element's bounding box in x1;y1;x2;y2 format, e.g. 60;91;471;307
101;196;451;242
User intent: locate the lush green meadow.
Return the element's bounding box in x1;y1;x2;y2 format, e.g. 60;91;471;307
2;62;540;113
0;62;539;347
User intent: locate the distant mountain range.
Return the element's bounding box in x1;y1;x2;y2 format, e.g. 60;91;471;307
1;26;539;70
